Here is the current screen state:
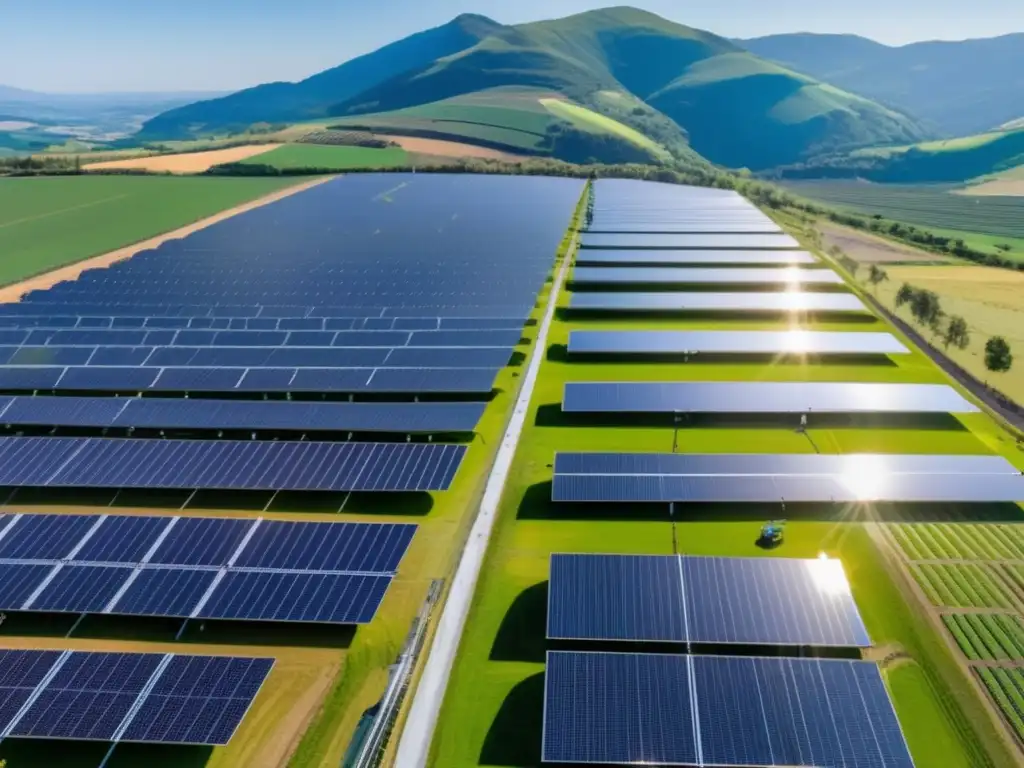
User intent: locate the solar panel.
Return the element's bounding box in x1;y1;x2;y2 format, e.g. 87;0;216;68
111;568;218;618
118;655;273;745
0;437;465;491
146;518;252;567
547;554;869;647
580;233;801;250
197;571;392;624
0;514;98;560
543;651;914;768
562;382;980;414
575;250;817;266
571;267;844;286
0;564;53;608
567;330;910;356
29;565;133;614
0;649;63;730
568;292;868;314
233;520;414;572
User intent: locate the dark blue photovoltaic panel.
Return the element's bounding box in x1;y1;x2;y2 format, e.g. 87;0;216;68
568;292;868;314
543;651;697;766
0;564;53;609
580;232;800;249
562;381;979;415
153;367;243;391
198;571;391;624
59;366;161;390
0;514;98;560
3;346;95;366
693;656;914;768
364;367;499;394
234;521;415;572
547;554;686;642
11;651;162;741
575;249;816;266
407;330;522;347
120;655;273;745
73;515;170;564
0;438;465;492
30;565;132;614
571;266;844;286
567;330;909;356
148;518;254;567
0;650;62;730
0;367;65;390
281;368;372;392
111;569;218;618
385;347;512;368
683;557;869;646
0;396;127;426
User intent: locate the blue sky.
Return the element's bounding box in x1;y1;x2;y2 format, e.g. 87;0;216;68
5;0;1023;93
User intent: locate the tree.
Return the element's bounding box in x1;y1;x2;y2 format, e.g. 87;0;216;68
867;264;888;290
985;336;1014;376
909;289;943;332
895;283;915;309
943;315;970;350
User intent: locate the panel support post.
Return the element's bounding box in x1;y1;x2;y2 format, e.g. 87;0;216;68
98;743;118;768
175;618;189;641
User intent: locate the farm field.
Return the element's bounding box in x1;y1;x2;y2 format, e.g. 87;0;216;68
425;189;1024;768
83;143;281;173
977;668;1024;745
0;175;305;286
865;264;1024;406
783;180;1024;259
539;98;670;159
376;135;525;161
943;614;1024;660
961;164;1024;197
242;143;409;171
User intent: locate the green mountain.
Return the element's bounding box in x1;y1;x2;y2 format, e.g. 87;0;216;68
140;7;928;169
738;32;1024;137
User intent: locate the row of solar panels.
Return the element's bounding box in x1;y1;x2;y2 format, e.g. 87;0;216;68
0;438;465;491
580;233;802;250
562;381;978;414
0;315;528;331
0;345;512;368
571;266;845;286
0;328;522;347
575;250;816;266
0;365;500;394
552;451;1024;503
549;554;868;647
0;649;271;746
568;292;868;314
543;652;913;767
3;303;536;318
0;395;485;432
567;330;909;356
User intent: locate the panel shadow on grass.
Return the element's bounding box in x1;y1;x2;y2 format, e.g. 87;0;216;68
270;490;434;516
0;740;212;768
490;581;548;663
479;672;545;767
515;481;670;523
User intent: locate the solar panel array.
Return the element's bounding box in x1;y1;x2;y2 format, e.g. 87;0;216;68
543;651;914;767
0;514;414;623
552;451;1024;503
0;437;463;491
575;249;816;266
580;232;802;250
562;381;980;415
568;330;909;356
569;292;868;314
0;648;272;745
547;553;870;646
571;266;845;287
0;395;485;433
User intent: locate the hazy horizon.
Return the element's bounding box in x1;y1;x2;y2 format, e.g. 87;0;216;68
4;0;1023;93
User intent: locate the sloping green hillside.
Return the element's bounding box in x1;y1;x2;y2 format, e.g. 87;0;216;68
140;6;928;169
776;127;1024;183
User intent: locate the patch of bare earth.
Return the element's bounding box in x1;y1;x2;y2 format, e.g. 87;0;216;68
83;143;281;174
378;134;525;161
0;176;331;304
818;220;954;264
957;180;1024;197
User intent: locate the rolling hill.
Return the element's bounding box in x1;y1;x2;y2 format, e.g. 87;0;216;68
772;126;1024;184
140;7;927;170
738;32;1024;137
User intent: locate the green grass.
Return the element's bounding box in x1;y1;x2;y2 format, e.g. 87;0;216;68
243;143;408;170
781;181;1024;248
0;175;303;286
539;98;669;160
977;667;1024;743
427;189;1021;768
913;564;1013;609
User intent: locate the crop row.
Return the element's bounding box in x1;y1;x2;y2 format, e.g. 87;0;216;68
912;564;1013;609
781;182;1024;239
976;667;1024;744
943;613;1024;660
891;524;1024;562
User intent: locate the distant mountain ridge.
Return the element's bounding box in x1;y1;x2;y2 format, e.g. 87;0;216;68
140;6;928;170
738;32;1024;136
